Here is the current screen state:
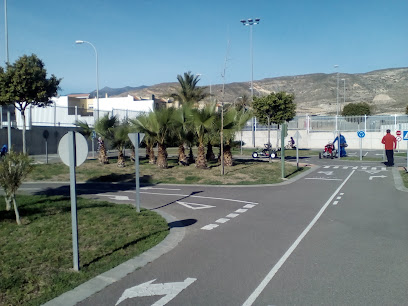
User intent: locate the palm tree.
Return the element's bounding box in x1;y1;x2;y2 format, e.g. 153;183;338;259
191;103;217;169
173;105;194;165
132;108;176;169
130;112;157;165
111;119;132;167
94;114;117;164
220;108;253;166
171;71;209;106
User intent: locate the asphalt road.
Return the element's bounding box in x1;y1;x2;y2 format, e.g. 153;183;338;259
22;153;408;305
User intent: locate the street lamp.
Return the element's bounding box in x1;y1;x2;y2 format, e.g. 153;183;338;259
334;65;340;158
234;96;243;107
75;40;100;121
4;0;11;151
341;78;346;112
240;18;260;147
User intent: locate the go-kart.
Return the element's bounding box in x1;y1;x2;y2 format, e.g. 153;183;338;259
252;143;278;159
319;142;337;159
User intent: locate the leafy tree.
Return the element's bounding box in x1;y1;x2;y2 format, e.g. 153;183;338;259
0;151;33;225
252;92;296;150
406;105;408;115
94;114;118;164
342;102;371;116
0;54;60;154
191;103;217;169
171;71;209;106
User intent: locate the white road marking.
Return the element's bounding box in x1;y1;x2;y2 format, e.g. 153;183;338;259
243;170;356;306
141;187;181;191
97;194;131;201
381;167;386;171
369;175;387;180
352;166;358;170
116;278;196;306
333;201;339;205
235;209;248;213
226;213;239;218
216;218;229;224
176;201;215;210
333;166;339;169
318;171;333;175
342;166;349;169
336;197;341;200
362;166;368;170
371;167;377;170
340;193;344;195
201;224;219;230
364;152;369;156
243;204;256;208
131;191;258;205
323;166;330;168
304;178;342;181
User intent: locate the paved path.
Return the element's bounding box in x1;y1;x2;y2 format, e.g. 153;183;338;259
35;156;408;305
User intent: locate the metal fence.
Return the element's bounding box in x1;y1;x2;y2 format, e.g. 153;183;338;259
246;114;408;133
2;104;408;134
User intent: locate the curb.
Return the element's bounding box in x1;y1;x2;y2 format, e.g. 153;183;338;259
43;210;185;306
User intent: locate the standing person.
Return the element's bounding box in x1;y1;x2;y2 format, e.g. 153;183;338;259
333;134;347;157
381;129;397;166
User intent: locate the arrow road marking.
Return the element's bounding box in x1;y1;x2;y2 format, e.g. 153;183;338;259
176;201;216;210
116;278;196;306
318;171;333;175
369;175;387;180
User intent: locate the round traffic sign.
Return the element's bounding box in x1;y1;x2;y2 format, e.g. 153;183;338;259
357;130;366;138
58;132;88;167
397;136;402;142
396;130;402;136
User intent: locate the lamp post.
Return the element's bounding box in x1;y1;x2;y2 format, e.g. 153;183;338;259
5;0;11;151
75;40;99;121
341;78;346;108
334;65;340;158
240;18;260;147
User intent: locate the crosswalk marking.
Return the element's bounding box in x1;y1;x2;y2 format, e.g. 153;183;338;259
320;165;387;171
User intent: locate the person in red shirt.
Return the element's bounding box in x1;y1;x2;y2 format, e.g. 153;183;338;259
381;129;397;166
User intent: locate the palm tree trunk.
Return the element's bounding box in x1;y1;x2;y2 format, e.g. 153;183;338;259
223;144;233;167
148;144;156;164
117;149;126;167
178;144;188;165
156;143;168;169
12;195;21;225
188;146;195;164
195;143;207;169
98;139;109;164
206;142;215;161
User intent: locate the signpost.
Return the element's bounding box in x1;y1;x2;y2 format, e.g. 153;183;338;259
357;130;365;161
58;131;88;271
403;131;408;170
293;130;302;168
128;133;145;212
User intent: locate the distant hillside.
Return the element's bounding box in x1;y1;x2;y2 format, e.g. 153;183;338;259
95;68;408;115
89;85;148;98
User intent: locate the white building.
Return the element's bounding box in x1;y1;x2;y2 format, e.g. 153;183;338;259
14;95;155;129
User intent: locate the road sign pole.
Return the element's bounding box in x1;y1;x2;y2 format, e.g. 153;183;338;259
406;141;408;171
135;134;141;213
296;132;299;169
68;131;80;271
360;137;362;161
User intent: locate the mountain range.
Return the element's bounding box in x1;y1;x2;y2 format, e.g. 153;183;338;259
90;67;408;115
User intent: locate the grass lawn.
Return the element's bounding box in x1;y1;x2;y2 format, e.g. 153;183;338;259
0;195;169;306
27;156;309;185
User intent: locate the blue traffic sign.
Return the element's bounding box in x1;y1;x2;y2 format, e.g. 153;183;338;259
357;130;365;138
403;131;408;140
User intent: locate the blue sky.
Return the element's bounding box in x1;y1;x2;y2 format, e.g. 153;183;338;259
0;0;407;95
